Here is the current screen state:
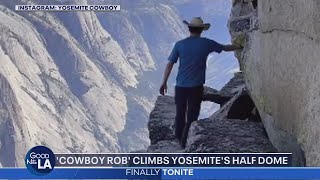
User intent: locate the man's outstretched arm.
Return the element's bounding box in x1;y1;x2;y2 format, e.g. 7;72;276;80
159;62;174;95
223;44;243;52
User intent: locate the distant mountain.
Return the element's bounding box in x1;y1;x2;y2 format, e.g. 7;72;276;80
0;0;237;166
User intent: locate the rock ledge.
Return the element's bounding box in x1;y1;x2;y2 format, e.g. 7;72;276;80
147;73;276;153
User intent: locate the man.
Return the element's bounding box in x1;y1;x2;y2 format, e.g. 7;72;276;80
159;17;242;148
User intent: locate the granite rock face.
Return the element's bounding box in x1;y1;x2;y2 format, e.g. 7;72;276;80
229;0;320;166
0;0;189;166
148;73;276;154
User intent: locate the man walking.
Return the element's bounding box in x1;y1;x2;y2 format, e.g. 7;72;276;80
159;17;242;148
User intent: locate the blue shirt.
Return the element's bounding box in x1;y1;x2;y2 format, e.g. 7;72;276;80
168;37;224;87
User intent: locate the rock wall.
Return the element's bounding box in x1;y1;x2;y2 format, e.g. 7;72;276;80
228;0;320;166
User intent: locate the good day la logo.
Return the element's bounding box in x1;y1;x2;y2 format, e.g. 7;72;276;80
25;146;56;176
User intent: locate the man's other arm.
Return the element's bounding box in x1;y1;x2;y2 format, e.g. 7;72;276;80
160;42;179;95
159;62;174;95
223;44;243;52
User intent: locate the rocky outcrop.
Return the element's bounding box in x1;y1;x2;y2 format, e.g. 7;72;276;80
148;96;176;145
228;0;320;166
147;96;185;153
148;73;276;153
203;72;245;106
186;118;274;153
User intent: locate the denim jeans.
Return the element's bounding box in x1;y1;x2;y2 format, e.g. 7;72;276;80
174;85;203;148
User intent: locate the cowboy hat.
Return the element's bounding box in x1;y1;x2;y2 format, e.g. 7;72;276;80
183;17;210;31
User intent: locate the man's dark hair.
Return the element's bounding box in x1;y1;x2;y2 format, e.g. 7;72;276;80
188;26;204;34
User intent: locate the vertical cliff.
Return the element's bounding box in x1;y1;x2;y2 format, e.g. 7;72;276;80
228;0;320;166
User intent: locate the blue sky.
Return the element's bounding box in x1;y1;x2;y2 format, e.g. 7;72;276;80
176;0;232;44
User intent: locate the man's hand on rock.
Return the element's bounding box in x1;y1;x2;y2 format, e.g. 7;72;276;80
159;83;167;95
237;44;244;49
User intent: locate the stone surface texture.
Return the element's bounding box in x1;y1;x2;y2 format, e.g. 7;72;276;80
228;0;320;166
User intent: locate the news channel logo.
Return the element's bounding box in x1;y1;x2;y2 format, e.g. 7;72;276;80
25;146;56;176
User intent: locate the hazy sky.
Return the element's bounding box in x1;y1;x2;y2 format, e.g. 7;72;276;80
176;0;232;44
